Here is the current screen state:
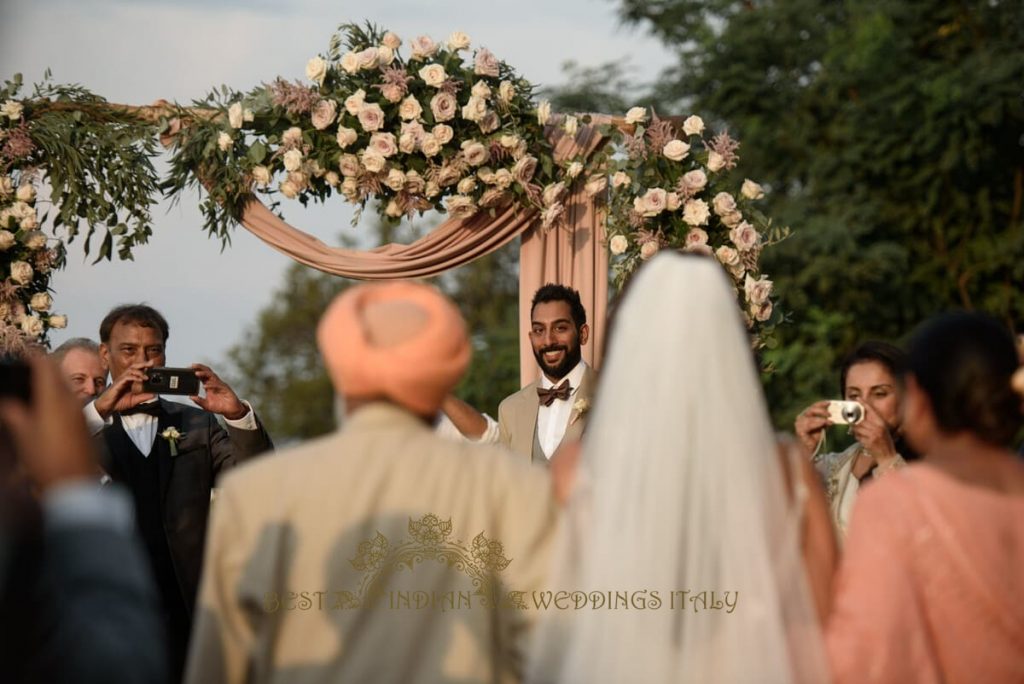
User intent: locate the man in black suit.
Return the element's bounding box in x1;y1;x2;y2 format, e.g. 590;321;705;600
83;304;273;678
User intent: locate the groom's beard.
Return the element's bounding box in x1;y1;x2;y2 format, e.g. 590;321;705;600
534;341;582;381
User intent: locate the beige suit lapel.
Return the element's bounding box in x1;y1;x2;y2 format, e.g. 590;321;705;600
560;366;597;447
514;382;539;455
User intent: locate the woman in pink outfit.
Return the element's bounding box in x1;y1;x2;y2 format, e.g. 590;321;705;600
826;312;1024;683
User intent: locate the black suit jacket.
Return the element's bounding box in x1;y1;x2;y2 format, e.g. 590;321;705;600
101;399;273;613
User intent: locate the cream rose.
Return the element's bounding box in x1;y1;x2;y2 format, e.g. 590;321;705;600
543;181;567;207
424;181;441;198
471;81;492;100
461;140;490;166
0;177;13;197
741;179;765;200
476;167;496;184
430;92;457;122
432;124;454;145
744;274;773;305
409;35;438;60
730;221;760;251
713;192;737;217
609;235;629;255
640;241;660;260
662;139;690;162
563;115;579;137
721;210;744;229
336;126;358;149
19;214;38;231
679;169;707;194
585;174;608;197
682;115;704;137
715;245;740;267
283;149;303;172
10;260;33;285
420;134;441;157
461;95;487;122
369;132;398;157
217;132;233;152
493;169;513;190
377;45;395;65
685;228;709;249
2;100;24;120
457;177;477;194
447;31;471;51
566;161;583;179
341;177;359;198
382;32;402;49
380;84;404;103
419;64;447;87
356;47;379;71
311;99;338;130
21;315;43;337
478;111;500;134
384;169;406;192
340;51;360;74
682;198;710;226
447;195;477;220
228;102;244;129
385;199;403;218
344;89;366;116
0;230;16;250
611;171;631;188
338;154;360;177
634;188;668;217
305;56;328;86
480;188;507;207
399;95;423;121
707;151;726;172
474;48;500;77
357;103;385;131
15;184;35;203
666;192;681;211
498;80;515;104
512;155;538;185
30;292;52;312
624;106;647;125
23;231;46;250
541;203;564;228
360;148;386;173
752;299;773;322
282;126;303;147
325;171;340;187
48;314;67;329
537;101;551;126
404;170;425;194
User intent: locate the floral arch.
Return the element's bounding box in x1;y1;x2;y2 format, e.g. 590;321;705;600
1;22;782;382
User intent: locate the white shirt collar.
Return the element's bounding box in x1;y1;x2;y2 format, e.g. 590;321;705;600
539;359;587;393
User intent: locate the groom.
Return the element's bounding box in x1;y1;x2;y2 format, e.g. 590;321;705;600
498;284;597;464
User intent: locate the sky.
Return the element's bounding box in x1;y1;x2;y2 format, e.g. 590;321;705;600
0;0;674;377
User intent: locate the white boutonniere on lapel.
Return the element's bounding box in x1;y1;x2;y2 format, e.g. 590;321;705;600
569;398;590;426
161;427;186;457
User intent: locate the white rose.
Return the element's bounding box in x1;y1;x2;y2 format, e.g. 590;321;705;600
493;168;513;189
22;230;46;249
385;168;403;191
685;228;709;250
15;184;35;202
10;260;33;285
682;115;704;137
369;132;398;157
282;126;303;147
336;126;358;149
624;106;647;125
278;179;299;199
498;80;515;104
377;45;395;65
471;81;492;100
228;102;244;129
682;198;710;226
474;48;500;78
713;192;737;217
537;101;551;126
461;95;487;122
707;151;726;172
340;51;360;74
457;177;477;194
715;245;740;266
609;235;629;255
566;161;583;179
419;64;447;88
430;92;458;122
0;230;15;250
217;131;233;152
398;95;423;121
30;292;52;312
338;154;360;176
357;103;385;132
2;100;24;120
311;99;338;130
752;299;774;322
634;188;668;217
745;274;774;305
662;139;690;162
420;134;441;157
563;115;579;137
356;47;379;71
640;241;660;260
344;89;366;116
48;314;67;329
461;140;490;166
287;170;308;188
305;56;328;86
679;169;707;194
382;32;402;49
21;315;43;337
283;149;303;172
741;179;765;200
409;35;438;60
432;124;454;145
325;171;340;187
447;31;471;51
730;221;760;251
611;171;631;188
360;148;386;173
341;177;359;198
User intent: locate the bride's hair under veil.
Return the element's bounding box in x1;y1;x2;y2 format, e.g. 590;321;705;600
527;253;830;684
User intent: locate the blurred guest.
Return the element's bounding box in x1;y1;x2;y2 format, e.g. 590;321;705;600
0;355;167;684
527;254;832;684
51;337;107;403
498;285;596;464
795;341;916;540
827;312;1024;683
186;282;558;684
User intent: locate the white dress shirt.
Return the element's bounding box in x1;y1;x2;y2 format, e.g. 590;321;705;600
536;360;587;460
434;412;501;444
84;399;257;457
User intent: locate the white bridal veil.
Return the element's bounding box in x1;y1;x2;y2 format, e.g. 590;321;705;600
527;254;830;684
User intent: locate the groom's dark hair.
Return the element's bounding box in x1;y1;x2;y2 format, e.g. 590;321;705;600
531;284;587;330
99;304;170;344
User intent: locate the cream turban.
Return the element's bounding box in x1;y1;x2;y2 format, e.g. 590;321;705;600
317;281;471;416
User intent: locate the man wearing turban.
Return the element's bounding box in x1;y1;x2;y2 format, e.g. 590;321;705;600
185;281;558;684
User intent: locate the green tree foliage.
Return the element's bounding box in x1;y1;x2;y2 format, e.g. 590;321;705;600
600;0;1024;423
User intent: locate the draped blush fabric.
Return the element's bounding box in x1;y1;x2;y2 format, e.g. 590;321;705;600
235;118;613;388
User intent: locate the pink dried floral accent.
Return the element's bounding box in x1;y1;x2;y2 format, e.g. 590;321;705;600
373;66;414;99
623;130;647;161
709;130;741;169
1;125;36;166
439;79;464;97
269;78;320;116
644;111;676;154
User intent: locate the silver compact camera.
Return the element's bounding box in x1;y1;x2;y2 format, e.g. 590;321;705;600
826;400;865;425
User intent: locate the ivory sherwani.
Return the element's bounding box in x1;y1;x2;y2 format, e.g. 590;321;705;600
497;363;597;464
185;402;558;684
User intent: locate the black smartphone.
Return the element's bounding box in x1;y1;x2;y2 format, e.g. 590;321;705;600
142;367;200;396
0;359;31;403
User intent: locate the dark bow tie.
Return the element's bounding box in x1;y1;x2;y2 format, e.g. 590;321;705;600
119;402;162;417
537;379;572;407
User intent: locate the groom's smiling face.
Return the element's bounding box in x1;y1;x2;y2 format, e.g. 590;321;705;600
529;300;589;381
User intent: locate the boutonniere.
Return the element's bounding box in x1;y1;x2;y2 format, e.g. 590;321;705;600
161;427;186;457
569;398;590;426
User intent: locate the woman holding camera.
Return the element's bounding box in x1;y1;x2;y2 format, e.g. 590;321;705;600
825;312;1024;682
794;341;914;541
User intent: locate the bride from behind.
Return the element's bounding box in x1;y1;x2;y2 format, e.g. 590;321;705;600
527;253;832;684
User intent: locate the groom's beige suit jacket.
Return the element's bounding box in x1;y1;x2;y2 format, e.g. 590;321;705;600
185;402;558;684
497;365;597;464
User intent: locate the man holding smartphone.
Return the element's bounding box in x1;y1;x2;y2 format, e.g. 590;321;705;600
83;304;273;679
